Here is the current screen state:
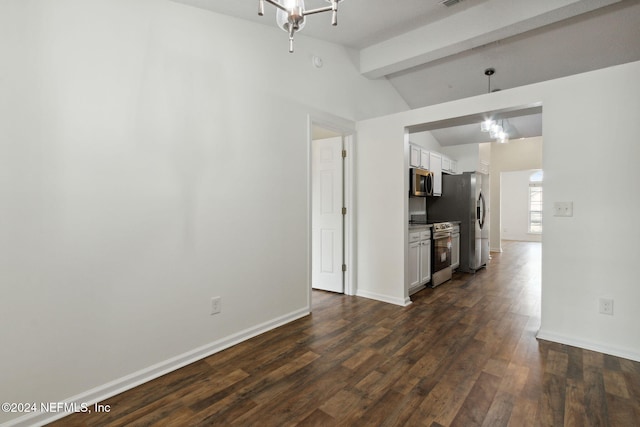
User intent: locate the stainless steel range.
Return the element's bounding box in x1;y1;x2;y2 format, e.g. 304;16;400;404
430;222;453;287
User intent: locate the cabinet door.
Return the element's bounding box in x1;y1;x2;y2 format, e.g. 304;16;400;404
451;160;458;174
420;239;431;284
451;233;460;269
420;149;430;169
408;241;421;289
430;152;442;196
442;156;451;172
409;145;421;168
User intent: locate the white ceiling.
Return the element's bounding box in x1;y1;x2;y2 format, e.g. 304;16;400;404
429;113;543;146
171;0;640;146
171;0;493;49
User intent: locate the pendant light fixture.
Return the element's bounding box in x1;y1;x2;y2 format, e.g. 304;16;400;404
480;68;510;143
258;0;346;53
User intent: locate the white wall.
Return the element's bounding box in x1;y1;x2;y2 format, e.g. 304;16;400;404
408;130;443;152
356;61;640;362
501;170;542;242
441;143;480;173
355;115;409;305
489;136;543;250
0;1;408;424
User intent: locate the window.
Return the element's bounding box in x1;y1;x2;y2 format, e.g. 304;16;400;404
529;171;543;234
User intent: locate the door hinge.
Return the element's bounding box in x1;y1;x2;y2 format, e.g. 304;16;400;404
342;149;347;158
342;207;347;215
342;264;347;272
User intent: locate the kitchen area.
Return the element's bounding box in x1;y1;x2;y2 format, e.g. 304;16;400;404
406;139;490;297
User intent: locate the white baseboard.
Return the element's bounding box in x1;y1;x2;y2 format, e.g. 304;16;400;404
536;329;640;363
2;307;310;427
356;289;411;306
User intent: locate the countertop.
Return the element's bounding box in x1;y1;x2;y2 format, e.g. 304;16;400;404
408;223;433;231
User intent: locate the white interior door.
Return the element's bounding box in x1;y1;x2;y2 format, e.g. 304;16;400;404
312;137;344;293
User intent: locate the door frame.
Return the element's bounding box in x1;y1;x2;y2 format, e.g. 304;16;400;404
307;114;356;308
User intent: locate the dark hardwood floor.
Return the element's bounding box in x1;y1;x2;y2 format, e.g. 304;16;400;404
49;241;640;426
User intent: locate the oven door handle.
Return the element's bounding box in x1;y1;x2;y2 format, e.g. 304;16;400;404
432;232;451;239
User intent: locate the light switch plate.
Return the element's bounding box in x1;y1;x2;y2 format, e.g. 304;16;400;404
553;202;573;217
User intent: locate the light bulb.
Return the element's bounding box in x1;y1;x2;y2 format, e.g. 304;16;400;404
496;128;509;143
489;124;502;139
480;119;494;132
276;0;306;32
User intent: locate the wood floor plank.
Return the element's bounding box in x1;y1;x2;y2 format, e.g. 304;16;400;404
538;372;566;427
603;369;631;398
480;391;515;427
450;371;501;427
319;389;374;425
605;393;639;426
46;241;640;427
295;408;335;426
563;378;587;427
507;397;538;427
583;365;610;427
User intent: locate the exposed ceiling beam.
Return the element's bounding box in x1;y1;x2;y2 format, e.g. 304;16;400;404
359;0;622;79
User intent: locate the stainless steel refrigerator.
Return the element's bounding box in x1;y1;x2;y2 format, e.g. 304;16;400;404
428;172;489;273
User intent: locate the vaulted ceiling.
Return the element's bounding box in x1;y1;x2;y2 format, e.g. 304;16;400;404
172;0;640;145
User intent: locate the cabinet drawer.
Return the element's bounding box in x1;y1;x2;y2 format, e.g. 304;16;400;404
420;231;431;241
409;232;421;243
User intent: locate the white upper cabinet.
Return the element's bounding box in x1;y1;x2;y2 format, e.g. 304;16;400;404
451;160;458;174
409;143;455;194
409;145;421;168
409;144;431;169
430;152;442;196
442;155;451;172
420;149;429;169
441;155;459;174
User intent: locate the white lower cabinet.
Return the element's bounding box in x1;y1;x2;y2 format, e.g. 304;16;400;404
420;239;431;284
408;240;421;289
409;230;431;294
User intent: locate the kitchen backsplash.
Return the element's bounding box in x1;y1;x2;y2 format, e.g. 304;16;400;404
409;197;426;221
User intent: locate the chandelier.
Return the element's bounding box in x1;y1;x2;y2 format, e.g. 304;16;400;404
481;118;509;144
258;0;346;53
480;68;509;144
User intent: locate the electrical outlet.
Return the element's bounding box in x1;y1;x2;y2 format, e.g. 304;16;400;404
211;297;221;315
599;298;613;315
554;202;573;217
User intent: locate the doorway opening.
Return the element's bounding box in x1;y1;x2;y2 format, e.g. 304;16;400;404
500;169;543;244
405;104;543;301
308;117;355;309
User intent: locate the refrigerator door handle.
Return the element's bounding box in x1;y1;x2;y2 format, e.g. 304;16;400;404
478;192;486;230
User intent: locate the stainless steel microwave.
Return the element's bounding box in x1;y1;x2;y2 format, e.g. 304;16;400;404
410;168;434;197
